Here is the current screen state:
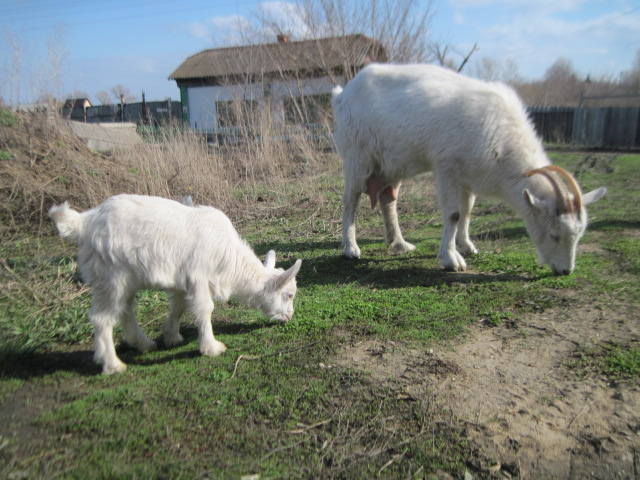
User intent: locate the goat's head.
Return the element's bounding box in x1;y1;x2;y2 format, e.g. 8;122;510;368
257;250;302;322
522;165;606;275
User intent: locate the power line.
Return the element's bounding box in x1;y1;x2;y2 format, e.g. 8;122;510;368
0;0;258;32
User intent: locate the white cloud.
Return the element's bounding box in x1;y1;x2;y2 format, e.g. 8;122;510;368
185;14;252;46
183;2;314;46
257;1;312;38
459;2;640;79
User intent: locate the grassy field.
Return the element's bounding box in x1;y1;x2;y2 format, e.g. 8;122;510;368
1;150;638;478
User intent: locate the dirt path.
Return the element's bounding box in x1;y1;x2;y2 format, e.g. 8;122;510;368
335;302;640;478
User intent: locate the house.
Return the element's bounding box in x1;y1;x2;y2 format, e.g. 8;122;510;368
62;98;93;122
168;34;387;132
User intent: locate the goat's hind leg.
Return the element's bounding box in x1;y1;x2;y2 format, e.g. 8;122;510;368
90;289;128;374
121;293;157;353
380;182;416;255
435;172;467;272
456;189;478;256
342;182;362;259
163;291;185;347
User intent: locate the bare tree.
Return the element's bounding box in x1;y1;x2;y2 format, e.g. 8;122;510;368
42;26;67;103
541;58;581;106
251;0;435;63
3;28;23;106
473;56;501;81
96;91;111;105
430;41;478;72
621;49;640;93
472;56;522;84
110;84;136;103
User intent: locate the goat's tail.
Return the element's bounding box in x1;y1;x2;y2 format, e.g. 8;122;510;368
331;85;343;107
49;201;82;240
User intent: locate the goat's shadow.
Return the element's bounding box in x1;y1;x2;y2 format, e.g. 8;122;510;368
254;237;535;289
0;322;277;380
588;219;640;231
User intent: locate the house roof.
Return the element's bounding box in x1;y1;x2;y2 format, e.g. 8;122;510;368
63;98;92;109
169;34;387;82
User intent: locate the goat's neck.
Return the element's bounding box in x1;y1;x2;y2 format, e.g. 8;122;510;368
208;254;270;305
232;258;273;307
504;174;553;219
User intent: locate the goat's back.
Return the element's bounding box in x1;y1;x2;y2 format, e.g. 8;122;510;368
77;194;243;290
333;63;543;183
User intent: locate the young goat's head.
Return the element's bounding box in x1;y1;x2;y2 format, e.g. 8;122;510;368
522;165;606;275
257;250;302;322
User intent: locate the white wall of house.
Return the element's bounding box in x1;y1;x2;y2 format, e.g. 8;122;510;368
186;75;343;131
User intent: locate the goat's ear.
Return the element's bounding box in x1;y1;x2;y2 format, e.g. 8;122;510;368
272;259;302;291
263;250;276;269
583;187;607;206
523;189;545;211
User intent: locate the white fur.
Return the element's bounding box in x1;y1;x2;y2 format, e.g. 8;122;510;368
49;194;302;374
332;63;606;274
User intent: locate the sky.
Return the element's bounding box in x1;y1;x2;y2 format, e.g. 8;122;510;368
0;0;638;105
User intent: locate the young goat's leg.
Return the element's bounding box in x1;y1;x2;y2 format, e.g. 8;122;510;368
187;283;226;357
163;291;186;347
121;293;157;353
435;173;467;272
456;189;478;256
89;289;127;374
380;182;416;255
342;182;362;259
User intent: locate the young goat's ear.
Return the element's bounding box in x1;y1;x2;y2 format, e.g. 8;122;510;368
523;189;545;211
583;187;607;206
263;250;276;269
271;259;302;291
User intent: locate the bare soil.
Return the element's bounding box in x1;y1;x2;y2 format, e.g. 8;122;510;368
334;301;640;479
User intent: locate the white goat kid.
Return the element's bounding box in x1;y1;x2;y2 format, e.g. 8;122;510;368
332;63;606;275
49;194;302;374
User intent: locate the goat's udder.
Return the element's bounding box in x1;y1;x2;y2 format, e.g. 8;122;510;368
366;176;397;209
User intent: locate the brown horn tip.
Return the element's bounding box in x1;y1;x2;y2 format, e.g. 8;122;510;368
525;165;580;213
538;165;583;213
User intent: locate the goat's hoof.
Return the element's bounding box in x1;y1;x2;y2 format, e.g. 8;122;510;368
200;340;227;357
388;240;416;255
163;333;184;348
342;245;361;259
440;252;467;272
102;360;127;375
457;242;478;256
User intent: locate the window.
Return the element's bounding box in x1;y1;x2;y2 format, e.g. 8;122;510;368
215;100;258;128
284;94;332;125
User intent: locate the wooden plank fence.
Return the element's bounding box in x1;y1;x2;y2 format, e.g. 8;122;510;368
528;106;640;149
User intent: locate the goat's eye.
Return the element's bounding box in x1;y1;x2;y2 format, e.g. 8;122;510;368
550;234;560;242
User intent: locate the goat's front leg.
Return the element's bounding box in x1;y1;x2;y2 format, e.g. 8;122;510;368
342;183;362;259
435;173;467;272
163;291;186;347
187;283;226;357
379;182;416;255
456;189;478;256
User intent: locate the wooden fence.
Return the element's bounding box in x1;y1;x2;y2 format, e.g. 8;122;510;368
528;106;640;149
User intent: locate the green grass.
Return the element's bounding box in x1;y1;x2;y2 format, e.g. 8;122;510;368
570;343;640;382
0;108;17;127
1;151;639;478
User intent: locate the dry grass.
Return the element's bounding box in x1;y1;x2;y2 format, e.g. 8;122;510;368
0;107;339;234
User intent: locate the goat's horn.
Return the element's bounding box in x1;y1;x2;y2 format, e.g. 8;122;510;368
539;165;583;213
526;167;571;214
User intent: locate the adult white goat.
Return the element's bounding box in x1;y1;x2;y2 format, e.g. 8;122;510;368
332;63;606;275
49;194;302;374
